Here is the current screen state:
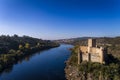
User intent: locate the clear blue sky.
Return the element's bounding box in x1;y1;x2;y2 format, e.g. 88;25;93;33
0;0;120;40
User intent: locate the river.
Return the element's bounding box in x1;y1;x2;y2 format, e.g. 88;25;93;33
0;44;73;80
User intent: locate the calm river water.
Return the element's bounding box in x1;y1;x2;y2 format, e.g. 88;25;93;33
0;44;73;80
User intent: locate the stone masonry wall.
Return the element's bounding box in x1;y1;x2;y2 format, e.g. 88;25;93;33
79;46;103;63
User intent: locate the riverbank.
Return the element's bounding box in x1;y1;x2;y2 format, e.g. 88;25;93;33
65;46;79;80
0;44;59;73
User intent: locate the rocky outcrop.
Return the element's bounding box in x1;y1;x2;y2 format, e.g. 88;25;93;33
65;60;90;80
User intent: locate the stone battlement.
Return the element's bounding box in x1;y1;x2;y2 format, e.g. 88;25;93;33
78;39;107;64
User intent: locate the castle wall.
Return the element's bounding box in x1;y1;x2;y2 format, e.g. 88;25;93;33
80;46;102;54
82;53;89;61
91;53;100;62
80;46;88;53
79;46;104;63
89;47;101;54
89;47;96;53
78;39;106;64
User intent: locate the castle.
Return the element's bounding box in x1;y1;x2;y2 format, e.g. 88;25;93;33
78;39;107;64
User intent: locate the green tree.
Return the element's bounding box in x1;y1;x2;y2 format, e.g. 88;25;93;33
25;43;30;49
3;54;8;63
19;44;24;50
16;50;22;54
37;43;40;46
36;43;40;47
8;49;16;54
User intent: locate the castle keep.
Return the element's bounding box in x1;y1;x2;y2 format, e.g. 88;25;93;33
78;39;107;64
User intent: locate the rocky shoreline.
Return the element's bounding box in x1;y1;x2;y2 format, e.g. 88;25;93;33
65;60;98;80
65;61;79;80
64;46;80;80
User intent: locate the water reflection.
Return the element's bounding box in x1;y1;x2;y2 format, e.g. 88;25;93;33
0;49;51;74
0;44;73;80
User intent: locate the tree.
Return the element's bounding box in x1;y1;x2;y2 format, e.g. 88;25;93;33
19;44;24;50
25;43;30;49
36;43;41;47
13;34;18;37
16;50;22;54
37;43;40;46
8;49;16;54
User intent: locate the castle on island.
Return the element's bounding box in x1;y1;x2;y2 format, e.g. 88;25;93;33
78;39;107;64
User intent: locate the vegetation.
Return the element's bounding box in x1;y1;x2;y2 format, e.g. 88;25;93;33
0;35;59;72
68;46;78;66
78;62;120;80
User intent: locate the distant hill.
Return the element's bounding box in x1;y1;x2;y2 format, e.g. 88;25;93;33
54;37;92;44
54;37;117;45
0;35;59;54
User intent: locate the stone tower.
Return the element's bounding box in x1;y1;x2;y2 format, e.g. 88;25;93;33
88;39;96;47
88;39;96;54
